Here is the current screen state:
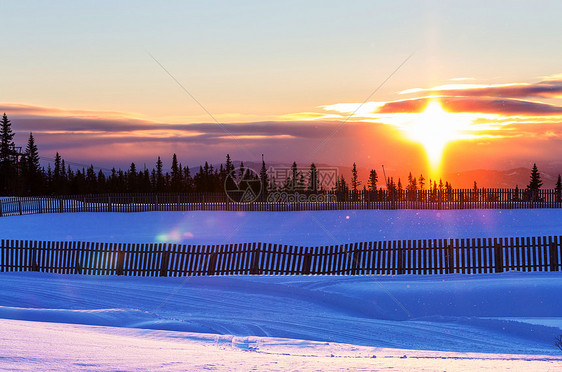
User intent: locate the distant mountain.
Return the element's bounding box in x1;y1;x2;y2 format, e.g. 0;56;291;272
194;160;562;189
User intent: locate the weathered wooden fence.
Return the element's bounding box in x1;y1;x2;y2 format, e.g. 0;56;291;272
1;236;560;276
1;189;561;217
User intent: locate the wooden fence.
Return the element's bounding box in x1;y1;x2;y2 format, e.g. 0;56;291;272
1;189;562;217
1;235;560;276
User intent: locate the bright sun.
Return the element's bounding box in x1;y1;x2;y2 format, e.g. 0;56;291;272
403;98;472;177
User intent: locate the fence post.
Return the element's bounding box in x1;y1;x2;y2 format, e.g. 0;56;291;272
116;251;125;276
59;198;63;213
301;250;312;275
549;241;559;272
160;250;170;277
0;201;3;217
32;246;39;272
207;252;217;276
250;243;261;275
397;241;405;275
351;246;360;275
494;243;504;273
446;244;454;274
75;261;82;275
107;196;112;212
18;201;22;215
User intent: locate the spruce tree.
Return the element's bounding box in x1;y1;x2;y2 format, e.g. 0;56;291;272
261;156;269;194
128;162;137;192
183;165;193;192
0;113;15;164
53;152;63;194
23;132;42;194
97;169;106;191
419;174;425;190
308;163;318;191
527;163;543;190
0;113;17;194
225;154;234;175
368;169;378;191
350;163;360;192
290;161;298;190
155;157;164;192
171;153;182;192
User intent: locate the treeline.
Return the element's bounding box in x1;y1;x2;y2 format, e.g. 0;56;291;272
0;113;250;195
1;112;561;196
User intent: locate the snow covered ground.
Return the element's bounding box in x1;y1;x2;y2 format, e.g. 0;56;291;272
1;272;562;370
1;210;562;370
1;209;562;245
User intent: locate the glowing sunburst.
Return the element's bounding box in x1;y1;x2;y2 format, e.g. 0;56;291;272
402;99;473;177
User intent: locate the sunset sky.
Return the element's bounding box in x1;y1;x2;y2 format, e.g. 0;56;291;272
3;1;562;180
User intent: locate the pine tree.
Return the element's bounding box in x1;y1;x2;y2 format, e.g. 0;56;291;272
338;174;349;193
308;163;319;191
86;165;97;193
259;156;268;196
97;169;106;191
419;174;425;190
155;157;164;192
22;132;42;194
527;163;543;190
225;154;234;175
290;161;298;190
0;113;15;165
351;163;360;192
183;165;193;192
53;152;63;194
128;162;137;192
0;113;17;194
171;153;182;192
368;169;378;191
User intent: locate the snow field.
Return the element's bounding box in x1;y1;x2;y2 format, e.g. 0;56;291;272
2;209;562;370
1;209;562;245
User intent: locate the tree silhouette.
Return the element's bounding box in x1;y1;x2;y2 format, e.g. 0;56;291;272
368;169;378;191
22;133;42;194
527;163;543;190
351;163;360;192
0;113;17;194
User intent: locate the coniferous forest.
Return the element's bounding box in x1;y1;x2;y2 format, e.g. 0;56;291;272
1;113;561;198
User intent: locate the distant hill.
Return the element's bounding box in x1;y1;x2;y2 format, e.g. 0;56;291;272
194;160;562;190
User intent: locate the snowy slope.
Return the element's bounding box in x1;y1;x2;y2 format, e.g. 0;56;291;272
1;272;562;355
2;210;562;370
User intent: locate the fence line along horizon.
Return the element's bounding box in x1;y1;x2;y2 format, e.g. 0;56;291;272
1;188;562;217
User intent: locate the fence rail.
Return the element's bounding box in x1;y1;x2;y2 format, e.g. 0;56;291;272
1;235;560;276
1;189;562;217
